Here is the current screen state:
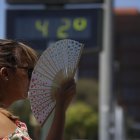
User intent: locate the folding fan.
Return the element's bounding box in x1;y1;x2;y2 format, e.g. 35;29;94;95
28;39;84;126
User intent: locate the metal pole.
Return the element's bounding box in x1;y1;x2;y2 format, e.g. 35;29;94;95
114;105;126;140
99;0;113;140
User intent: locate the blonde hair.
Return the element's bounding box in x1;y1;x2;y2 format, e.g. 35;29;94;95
0;39;38;120
0;39;38;68
0;107;19;121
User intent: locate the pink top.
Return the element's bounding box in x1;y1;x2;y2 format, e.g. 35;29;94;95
0;120;32;140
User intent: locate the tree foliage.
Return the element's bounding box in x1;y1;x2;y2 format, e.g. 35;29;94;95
65;102;98;139
64;78;99;139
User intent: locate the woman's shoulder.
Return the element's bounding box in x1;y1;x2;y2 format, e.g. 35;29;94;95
8;120;32;140
0;111;17;138
0;112;31;140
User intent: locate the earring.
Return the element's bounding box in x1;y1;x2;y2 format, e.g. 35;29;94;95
5;77;8;81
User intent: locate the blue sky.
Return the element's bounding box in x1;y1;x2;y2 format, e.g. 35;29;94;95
115;0;140;9
0;0;140;38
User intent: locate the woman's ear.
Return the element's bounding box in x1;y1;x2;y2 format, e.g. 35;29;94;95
0;67;9;80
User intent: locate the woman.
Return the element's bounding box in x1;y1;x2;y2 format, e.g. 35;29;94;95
0;39;76;140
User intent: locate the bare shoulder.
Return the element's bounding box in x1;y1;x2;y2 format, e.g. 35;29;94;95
0;112;17;138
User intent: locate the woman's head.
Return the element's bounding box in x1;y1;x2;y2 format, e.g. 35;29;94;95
0;39;38;106
0;39;37;70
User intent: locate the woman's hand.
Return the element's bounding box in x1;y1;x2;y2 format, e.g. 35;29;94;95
55;78;76;111
46;78;76;140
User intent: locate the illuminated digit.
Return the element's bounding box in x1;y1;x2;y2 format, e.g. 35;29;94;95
57;18;71;39
73;18;87;31
35;20;49;37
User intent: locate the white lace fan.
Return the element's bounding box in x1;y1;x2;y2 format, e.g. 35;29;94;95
28;39;84;126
